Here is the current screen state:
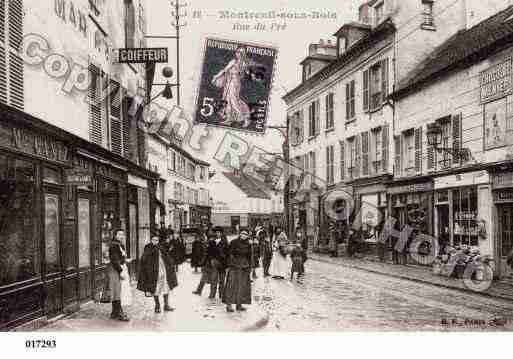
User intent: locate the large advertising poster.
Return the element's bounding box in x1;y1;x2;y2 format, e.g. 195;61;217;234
194;38;277;133
484;97;508;150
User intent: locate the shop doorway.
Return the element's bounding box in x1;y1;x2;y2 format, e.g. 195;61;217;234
436;205;449;241
77;195;93;302
498;204;513;278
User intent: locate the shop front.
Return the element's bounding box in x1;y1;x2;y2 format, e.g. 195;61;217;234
492;170;513;278
434;171;492;255
190;205;212;227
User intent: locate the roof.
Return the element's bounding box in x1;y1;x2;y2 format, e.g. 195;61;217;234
393;5;513;98
151;132;210;167
299;54;337;66
333;21;371;37
283;19;395;104
223;172;271;200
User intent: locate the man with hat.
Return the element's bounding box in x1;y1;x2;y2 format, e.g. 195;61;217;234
223;227;252;312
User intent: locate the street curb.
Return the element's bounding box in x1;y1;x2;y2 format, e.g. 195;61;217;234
310;255;513;303
241;312;270;332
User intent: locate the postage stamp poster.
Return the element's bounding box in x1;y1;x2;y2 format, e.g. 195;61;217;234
194;38;278;133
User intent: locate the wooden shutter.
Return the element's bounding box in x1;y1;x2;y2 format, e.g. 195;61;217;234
340;141;345;181
394;135;402;176
414;126;422;173
299;109;304;144
122;91;130;158
325;94;329;129
382;124;389;173
315;99;320;135
381;58;389;103
351;80;355;118
427;145;435;171
0;0;4;45
8;0;22;51
363;69;369;112
362;131;370;176
0;46;6;105
355;134;361;178
308;103;313;137
5;0;22;110
452;113;462;165
109;79;122;156
345;83;350;120
88;64;102;145
326;147;330;183
9;51;22;109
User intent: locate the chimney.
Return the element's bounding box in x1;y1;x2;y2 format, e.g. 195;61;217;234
319;39;324;46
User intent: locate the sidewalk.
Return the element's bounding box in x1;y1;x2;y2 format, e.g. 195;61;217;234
309;252;513;302
31;265;269;332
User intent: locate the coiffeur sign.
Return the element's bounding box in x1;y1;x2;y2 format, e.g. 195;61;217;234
113;48;169;64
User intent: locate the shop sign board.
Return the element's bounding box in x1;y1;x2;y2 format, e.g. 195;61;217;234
480;58;513;103
0;122;71;165
434;171;489;189
387;182;433;195
65;169;93;186
493;189;513;203
113;48;168;63
493;171;513;189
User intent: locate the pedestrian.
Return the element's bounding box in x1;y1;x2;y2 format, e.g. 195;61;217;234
259;229;273;277
107;229;130;321
250;234;260;280
213;226;229;299
223;228;252;312
191;233;205;273
346;228;357;258
296;229;308;274
192;234;217;298
137;235;178;313
270;229;291;279
171;230;186;272
290;243;304;281
439;226;450;255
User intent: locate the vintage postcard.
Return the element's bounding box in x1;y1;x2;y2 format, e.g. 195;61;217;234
2;0;513;357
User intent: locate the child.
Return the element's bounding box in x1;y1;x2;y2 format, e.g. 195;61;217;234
290;243;304;281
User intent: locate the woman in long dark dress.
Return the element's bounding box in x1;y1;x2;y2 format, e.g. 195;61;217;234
223;229;252;312
191;234;205;273
137;236;178;313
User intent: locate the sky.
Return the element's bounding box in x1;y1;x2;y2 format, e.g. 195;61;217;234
145;0;361;171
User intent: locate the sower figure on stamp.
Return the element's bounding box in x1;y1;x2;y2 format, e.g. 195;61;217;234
137;236;178;313
223;228;252;312
108;229;131;321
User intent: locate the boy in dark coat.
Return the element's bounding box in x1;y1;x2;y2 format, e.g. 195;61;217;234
258;229;273;277
192;235;218;298
191;234;205;272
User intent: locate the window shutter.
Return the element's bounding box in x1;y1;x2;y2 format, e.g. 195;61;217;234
4;0;23;110
88;64;102;145
345;83;350;120
452;113;462;165
8;0;22;51
414;126;422;173
9;51;22;109
122;90;130;158
363;69;369;112
299;109;304;144
340;141;345;181
109;79;122;156
381;58;389;103
0;0;4;45
362;131;369;176
308;103;313;137
427;145;435;171
0;46;6;105
315;99;320;135
355;134;361;178
394;135;402;176
326;147;330;183
325;94;329;129
382;124;389;173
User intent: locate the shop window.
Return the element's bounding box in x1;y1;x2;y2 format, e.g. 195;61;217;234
44;193;60;273
78;198;91;268
100;180;119;265
452;187;478;247
0;156;39;286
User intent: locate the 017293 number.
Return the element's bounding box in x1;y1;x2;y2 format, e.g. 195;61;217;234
25;339;56;349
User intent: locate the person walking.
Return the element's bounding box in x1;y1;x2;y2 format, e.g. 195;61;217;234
170;230;185;272
192;234;217;298
296;228;308;274
290;243;304;281
213;227;229;299
107;229;130;321
259;229;273;277
137;235;178;313
223;228;252;312
250;234;260;280
270;229;291;279
191;233;205;273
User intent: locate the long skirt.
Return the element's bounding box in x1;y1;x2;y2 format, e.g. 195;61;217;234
107;263;122;302
120;264;132;306
291;256;303;274
270;252;291;278
222;267;251;305
153;255;171;296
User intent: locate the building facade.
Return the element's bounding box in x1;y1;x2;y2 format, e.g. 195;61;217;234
0;0;160;329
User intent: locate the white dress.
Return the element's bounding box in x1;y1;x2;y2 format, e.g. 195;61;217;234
270;244;291;278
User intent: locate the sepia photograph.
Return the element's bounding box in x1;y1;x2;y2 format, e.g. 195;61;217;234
1;0;513;356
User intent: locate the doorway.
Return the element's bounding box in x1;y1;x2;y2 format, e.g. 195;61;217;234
498;204;513;278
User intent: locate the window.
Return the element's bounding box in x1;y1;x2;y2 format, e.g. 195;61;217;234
0;156;39;286
304;153;310;188
309;151;316;185
0;0;24;110
347;138;356;179
188;163;195;181
125;0;136;48
372;129;382;174
45;193;60;273
308;100;320;137
326;145;334;184
78;198;91;268
403;131;415;171
290;110;303;145
422;0;434;28
370;64;382;110
375;2;384;25
452;187;478;247
200;166;206;181
346;80;355;121
325;93;334;129
440;120;451;168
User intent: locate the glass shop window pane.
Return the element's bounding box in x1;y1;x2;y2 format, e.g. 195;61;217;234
0;158;40;286
45;194;61;273
78;198;91;268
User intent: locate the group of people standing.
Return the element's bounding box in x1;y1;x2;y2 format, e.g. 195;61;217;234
105;224;309;320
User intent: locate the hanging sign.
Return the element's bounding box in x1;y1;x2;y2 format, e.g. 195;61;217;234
113;48;168;63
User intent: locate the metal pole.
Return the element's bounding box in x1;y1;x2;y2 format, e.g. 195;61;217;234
175;0;181;106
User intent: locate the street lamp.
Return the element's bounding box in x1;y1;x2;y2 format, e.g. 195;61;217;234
426;122;474;163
